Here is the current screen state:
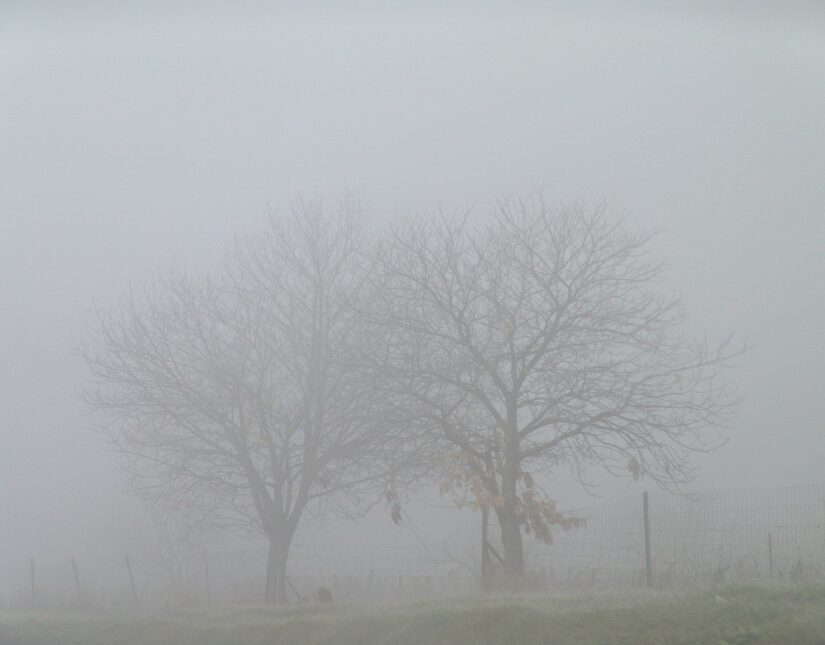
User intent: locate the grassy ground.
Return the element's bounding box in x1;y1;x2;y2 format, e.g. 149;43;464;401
2;586;825;645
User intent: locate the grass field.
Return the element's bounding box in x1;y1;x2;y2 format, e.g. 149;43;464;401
3;586;825;645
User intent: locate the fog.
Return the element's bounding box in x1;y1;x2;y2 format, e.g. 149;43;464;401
1;1;824;612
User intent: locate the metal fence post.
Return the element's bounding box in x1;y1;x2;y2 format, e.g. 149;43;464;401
643;491;653;587
71;557;85;607
124;553;139;609
481;505;490;591
203;547;211;607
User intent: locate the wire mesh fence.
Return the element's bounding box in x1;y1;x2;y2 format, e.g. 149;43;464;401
6;481;825;611
526;482;825;590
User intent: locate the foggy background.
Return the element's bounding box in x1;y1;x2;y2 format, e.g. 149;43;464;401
1;2;824;600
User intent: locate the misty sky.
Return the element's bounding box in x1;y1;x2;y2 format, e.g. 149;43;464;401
1;3;824;579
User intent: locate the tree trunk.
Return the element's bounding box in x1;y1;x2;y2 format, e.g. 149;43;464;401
264;536;290;605
481;504;491;592
497;507;525;582
498;450;525;587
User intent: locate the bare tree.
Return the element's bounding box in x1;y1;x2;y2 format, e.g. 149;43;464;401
365;195;743;582
82;197;402;603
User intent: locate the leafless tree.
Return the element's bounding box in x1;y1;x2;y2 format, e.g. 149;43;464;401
364;195;743;582
82;197;405;603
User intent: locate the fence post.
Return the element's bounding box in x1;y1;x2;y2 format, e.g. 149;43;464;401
203;547;211;607
481;505;490;591
643;491;653;587
29;558;36;608
71;557;85;607
124;553;139;609
768;532;774;579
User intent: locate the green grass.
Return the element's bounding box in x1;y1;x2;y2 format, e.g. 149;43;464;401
3;586;825;644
